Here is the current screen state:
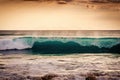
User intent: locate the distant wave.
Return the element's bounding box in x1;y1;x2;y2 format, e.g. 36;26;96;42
0;37;120;53
0;30;120;37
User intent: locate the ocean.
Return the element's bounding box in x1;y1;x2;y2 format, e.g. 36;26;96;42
0;30;120;80
0;30;120;54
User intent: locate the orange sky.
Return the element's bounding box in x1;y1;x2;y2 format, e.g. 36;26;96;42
0;2;120;30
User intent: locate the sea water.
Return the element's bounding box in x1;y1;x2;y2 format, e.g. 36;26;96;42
0;30;120;54
0;30;120;80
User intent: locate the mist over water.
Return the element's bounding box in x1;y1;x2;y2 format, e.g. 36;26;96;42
0;30;120;37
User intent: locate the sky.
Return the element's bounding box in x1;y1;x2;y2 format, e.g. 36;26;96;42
0;1;120;30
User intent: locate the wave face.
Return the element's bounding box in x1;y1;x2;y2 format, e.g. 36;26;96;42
0;37;120;53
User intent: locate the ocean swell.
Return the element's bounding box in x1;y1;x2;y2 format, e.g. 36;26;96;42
0;37;120;53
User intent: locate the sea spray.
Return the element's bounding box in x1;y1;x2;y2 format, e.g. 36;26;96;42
0;37;120;53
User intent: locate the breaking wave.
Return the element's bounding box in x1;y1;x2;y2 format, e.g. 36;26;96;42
0;37;120;53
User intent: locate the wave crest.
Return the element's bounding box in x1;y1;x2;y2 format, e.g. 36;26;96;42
0;37;120;53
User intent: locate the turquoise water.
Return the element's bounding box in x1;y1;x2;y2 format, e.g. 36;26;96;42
0;37;120;54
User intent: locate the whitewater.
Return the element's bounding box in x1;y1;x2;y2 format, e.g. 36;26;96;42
0;31;120;80
0;36;120;53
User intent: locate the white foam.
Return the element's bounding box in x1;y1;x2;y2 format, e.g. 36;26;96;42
0;39;31;50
